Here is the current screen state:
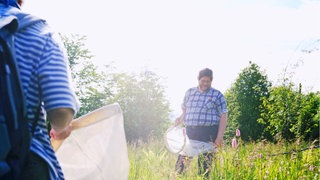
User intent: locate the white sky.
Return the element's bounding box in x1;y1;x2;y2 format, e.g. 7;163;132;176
23;0;320;116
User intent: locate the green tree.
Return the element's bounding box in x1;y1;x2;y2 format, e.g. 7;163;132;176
231;62;271;141
259;56;320;142
259;84;299;141
61;34;112;117
60;34;172;141
296;91;320;140
259;84;320;141
224;87;240;141
110;71;171;142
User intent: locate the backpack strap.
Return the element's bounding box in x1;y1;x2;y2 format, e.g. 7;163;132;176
0;7;45;134
0;15;18;33
0;15;20;129
1;6;45;33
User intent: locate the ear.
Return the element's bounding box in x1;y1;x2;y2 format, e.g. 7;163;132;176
17;0;24;6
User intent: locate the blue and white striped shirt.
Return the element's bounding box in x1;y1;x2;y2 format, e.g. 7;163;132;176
4;6;79;180
182;87;227;126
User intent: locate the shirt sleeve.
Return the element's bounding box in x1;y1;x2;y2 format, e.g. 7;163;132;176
181;88;191;110
216;92;228;115
38;32;80;114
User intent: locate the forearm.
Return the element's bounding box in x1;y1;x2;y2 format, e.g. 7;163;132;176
175;109;186;126
180;109;186;121
217;113;228;139
47;108;74;132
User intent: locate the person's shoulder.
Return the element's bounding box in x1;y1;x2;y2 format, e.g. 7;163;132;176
187;87;197;92
19;15;64;49
4;7;52;38
210;87;224;95
22;20;49;36
1;6;47;33
20;14;50;35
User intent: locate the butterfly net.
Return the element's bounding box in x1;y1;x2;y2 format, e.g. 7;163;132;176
165;126;216;157
54;103;129;180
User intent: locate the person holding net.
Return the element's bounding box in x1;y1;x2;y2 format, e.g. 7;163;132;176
175;68;228;178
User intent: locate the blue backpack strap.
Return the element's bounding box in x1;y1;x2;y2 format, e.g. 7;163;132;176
1;6;45;32
0;7;44;139
0;6;44;178
0;15;18;33
0;10;20;177
0;14;20;129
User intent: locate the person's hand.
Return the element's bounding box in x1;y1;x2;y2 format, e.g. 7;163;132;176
214;136;223;147
50;123;72;140
174;117;183;126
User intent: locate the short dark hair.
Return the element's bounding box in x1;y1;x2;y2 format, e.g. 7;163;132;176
198;68;213;81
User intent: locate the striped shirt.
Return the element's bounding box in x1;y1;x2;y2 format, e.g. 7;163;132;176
182;87;227;126
3;6;79;180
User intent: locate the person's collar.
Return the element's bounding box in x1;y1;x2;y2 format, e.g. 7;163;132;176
197;86;211;93
0;0;20;9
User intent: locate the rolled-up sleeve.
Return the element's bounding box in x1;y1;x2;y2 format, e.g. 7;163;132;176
38;33;80;114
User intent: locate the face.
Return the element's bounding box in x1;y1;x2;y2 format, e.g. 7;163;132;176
198;76;212;92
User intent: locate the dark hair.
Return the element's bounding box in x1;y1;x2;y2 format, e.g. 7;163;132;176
198;68;213;81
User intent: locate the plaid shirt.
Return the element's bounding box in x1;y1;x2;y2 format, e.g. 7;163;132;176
182;87;227;126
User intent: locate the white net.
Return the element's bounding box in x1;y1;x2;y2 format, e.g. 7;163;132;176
180;139;216;157
164;126;186;154
165;126;216;157
53;103;129;180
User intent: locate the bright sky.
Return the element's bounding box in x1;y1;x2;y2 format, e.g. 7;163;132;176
23;0;320;116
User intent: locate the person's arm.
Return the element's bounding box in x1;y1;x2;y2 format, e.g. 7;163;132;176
175;108;186;126
215;112;228;147
48;108;74;140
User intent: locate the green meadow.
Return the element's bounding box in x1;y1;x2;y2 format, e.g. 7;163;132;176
128;138;319;180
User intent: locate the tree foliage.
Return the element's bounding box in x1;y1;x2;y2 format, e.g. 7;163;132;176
61;34;112;117
60;34;93;72
224;87;240;140
109;71;171;142
227;62;271;141
61;34;171;141
259;84;320;141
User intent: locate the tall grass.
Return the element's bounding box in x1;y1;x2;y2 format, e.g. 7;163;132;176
128;138;319;180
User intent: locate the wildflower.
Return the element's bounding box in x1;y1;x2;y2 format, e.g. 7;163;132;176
232;138;237;148
309;165;313;171
236;128;241;137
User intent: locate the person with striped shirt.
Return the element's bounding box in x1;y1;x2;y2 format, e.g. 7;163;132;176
0;0;79;179
174;68;228;178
